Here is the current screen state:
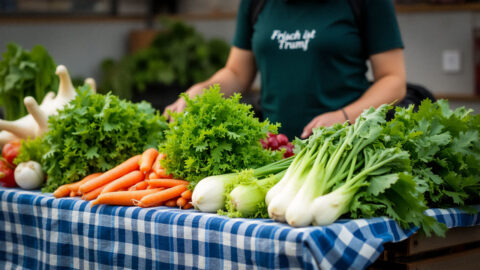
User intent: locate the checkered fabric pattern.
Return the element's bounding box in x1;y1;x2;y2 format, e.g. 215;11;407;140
1;188;479;270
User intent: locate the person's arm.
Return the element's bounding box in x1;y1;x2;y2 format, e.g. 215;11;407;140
163;47;257;116
301;48;406;138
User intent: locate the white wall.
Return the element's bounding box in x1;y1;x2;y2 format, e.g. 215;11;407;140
397;12;475;95
185;19;237;41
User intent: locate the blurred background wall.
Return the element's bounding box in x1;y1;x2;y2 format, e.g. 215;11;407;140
0;0;479;111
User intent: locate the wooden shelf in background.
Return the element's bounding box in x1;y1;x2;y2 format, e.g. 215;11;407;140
165;3;480;20
435;94;480;102
2;2;480;24
0;14;145;23
166;12;237;21
396;3;480;13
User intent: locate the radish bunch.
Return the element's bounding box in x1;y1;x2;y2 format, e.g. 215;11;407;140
261;133;294;158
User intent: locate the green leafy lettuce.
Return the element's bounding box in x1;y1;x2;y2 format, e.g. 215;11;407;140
14;136;48;165
41;86;168;192
384;99;480;208
161;84;282;187
0;43;58;120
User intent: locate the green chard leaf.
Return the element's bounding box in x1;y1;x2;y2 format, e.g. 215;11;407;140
386;99;480;208
0;43;58;120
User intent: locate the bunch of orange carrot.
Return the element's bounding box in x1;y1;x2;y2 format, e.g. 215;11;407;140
53;148;193;209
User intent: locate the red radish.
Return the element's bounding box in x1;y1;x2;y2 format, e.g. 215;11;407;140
267;136;279;150
279;145;294;158
276;134;289;146
284;147;294;158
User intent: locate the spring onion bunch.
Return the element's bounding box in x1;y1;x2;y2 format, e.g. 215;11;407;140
266;105;445;236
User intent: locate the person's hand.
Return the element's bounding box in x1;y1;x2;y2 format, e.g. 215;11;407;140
163;97;187;121
301;110;346;139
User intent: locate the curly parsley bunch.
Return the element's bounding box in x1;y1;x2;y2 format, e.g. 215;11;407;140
41;86;168;192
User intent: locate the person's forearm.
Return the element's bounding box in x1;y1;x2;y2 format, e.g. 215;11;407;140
343;74;406;122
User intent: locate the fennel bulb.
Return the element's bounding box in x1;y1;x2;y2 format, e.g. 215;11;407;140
193;157;294;214
191;174;236;212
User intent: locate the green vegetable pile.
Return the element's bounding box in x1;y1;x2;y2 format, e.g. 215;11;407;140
14;136;47;165
194;100;480;237
0;43;58;120
384;99;480;208
100;19;230;100
161;84;282;187
234;105;440;234
41;86;168;192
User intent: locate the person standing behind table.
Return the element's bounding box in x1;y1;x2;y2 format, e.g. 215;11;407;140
164;0;406;140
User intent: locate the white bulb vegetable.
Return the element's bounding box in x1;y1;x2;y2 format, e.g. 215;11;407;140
191;174;236;212
14;161;45;189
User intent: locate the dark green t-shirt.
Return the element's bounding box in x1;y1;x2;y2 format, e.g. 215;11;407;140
233;0;403;139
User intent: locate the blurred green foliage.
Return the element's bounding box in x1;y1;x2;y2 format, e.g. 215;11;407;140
100;19;230;100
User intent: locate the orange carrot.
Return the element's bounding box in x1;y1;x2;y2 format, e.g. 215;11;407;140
148;172;158;180
146;185;156;190
82;186;105;201
151;153;164;176
128;180;148;191
53;172;103;198
101;170;144;194
155;168;173;179
164;198;177;207
53;185;73;198
139;148;159;174
181;190;192;200
182;202;194;210
176;197;188;208
138;185;188;208
71;173;103;194
91;189;162;206
156;168;166;177
79;155;141;194
147;179;189;188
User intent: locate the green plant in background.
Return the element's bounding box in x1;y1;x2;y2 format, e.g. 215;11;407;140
100;19;230;100
0;43;58;120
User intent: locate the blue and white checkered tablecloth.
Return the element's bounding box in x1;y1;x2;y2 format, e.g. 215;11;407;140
0;188;479;270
